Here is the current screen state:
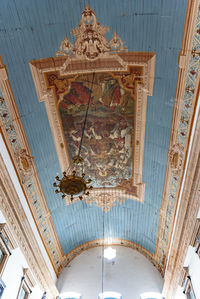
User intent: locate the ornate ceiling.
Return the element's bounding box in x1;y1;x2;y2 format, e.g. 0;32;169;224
0;0;199;279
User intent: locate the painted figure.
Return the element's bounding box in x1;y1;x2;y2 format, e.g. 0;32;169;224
59;73;134;187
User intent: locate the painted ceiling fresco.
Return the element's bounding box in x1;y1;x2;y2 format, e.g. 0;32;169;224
0;0;190;272
58;72;134;188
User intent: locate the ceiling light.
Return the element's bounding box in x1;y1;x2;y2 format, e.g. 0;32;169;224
104;247;116;260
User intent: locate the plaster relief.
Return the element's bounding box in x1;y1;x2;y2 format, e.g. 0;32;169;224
56;5;126;60
14;149;34;183
168;144;184;175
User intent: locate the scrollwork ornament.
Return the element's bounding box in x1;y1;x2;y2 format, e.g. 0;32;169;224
87;192;117;212
14;149;34;183
56;5;126;60
56;35;73;56
65;190;126;212
168;144;184;175
88;192;125;212
109;31;126;51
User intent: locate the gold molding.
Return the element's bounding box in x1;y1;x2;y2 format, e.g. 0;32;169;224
0;57;64;274
162;101;200;297
155;0;200;273
29;52;155;207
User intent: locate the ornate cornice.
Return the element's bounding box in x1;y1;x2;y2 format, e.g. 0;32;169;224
162;106;200;298
0;153;59;298
0;57;63;274
155;0;200;273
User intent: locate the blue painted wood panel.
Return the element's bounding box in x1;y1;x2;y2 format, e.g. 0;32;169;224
0;0;187;255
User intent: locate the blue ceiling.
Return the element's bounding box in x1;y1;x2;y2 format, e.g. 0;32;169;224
0;0;187;255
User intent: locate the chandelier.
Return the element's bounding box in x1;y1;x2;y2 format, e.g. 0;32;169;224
53;74;95;201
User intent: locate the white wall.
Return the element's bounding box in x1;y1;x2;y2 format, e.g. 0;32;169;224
0;213;43;299
1;247;43;299
57;246;163;299
183;246;200;299
175;245;200;299
175;286;186;299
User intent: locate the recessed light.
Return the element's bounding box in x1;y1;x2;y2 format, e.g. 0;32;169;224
104;247;116;260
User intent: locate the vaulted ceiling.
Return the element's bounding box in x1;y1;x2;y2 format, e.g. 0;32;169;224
0;0;199;277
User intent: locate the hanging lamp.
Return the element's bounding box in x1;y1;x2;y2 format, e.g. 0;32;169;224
53;73;95;201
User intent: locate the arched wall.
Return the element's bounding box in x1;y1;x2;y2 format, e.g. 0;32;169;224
57;246;163;299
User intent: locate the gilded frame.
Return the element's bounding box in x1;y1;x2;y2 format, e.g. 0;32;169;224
29;52;155;205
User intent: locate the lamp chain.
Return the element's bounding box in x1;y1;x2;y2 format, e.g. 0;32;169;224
78;72;95;157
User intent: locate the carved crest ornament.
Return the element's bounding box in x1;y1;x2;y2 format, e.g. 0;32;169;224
30;5;156;212
14;149;34;183
56;5;126;60
168;144;184;175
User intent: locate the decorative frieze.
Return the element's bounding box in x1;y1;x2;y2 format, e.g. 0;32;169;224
162;111;200;298
155;0;200;274
0;56;63;274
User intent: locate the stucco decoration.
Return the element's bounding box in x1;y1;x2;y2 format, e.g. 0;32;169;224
66;189;127;212
0;57;63;274
85;192;121;212
155;0;200;274
163;112;200;298
56;5;126;59
14;149;34;183
168;144;184;175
